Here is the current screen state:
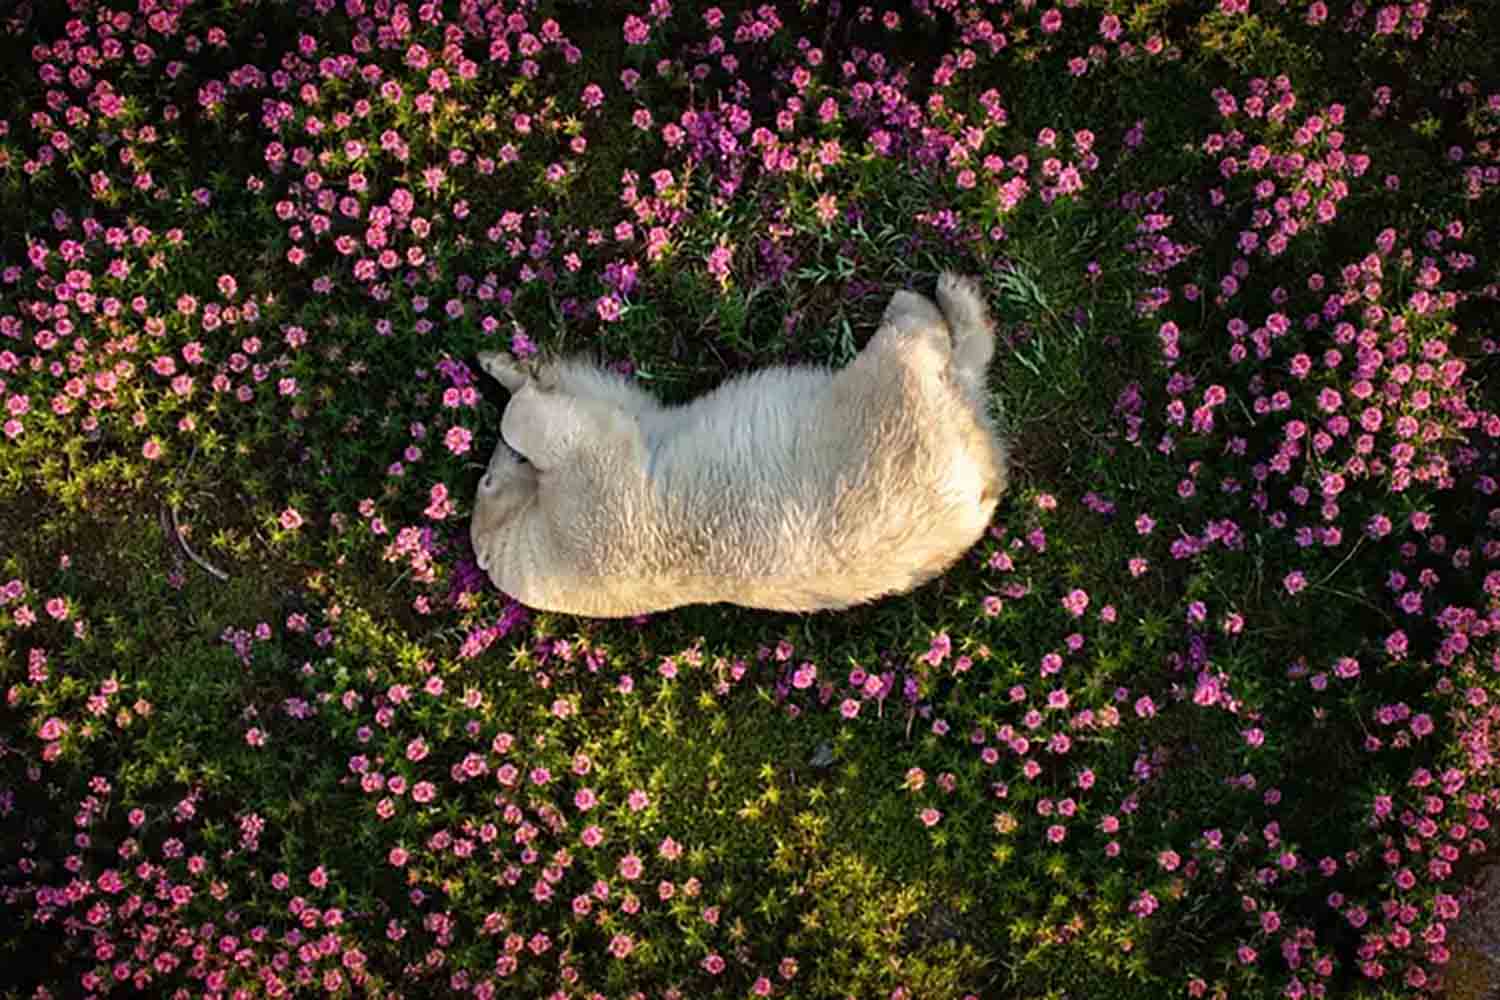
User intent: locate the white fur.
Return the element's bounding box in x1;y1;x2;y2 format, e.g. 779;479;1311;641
469;272;1008;617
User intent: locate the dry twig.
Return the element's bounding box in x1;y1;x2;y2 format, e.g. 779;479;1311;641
159;501;230;582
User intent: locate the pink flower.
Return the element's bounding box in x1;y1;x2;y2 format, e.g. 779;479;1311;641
1061;589;1089;617
596;294;622;322
919;808;943;827
618;853;643;880
707;243;734;285
444;425;472;454
279;508;304;530
623;15;650;44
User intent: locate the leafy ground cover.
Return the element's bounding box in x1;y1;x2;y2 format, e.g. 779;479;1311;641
1;0;1499;997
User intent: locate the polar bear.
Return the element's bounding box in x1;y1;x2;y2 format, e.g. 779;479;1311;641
469;272;1008;617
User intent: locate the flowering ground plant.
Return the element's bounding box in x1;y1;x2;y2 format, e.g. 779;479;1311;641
3;1;1500;998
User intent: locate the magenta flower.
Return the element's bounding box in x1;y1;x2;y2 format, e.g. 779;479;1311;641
623;15;650;44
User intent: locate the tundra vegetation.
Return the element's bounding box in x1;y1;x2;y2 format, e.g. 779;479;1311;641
1;1;1499;998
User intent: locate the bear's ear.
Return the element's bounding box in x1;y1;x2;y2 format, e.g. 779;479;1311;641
478;350;529;391
529;362;562;393
501;386;595;472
